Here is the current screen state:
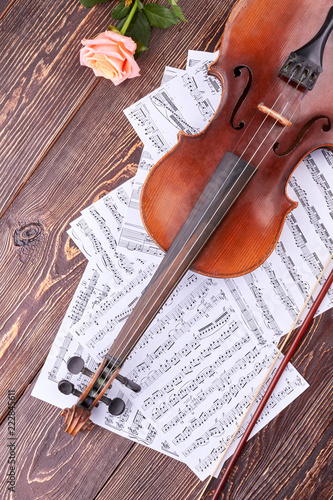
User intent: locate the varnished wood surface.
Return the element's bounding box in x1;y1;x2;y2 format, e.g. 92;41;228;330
141;0;333;278
0;0;331;499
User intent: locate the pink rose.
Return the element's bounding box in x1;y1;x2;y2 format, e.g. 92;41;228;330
80;31;140;85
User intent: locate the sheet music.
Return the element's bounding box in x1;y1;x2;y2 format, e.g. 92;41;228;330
67;179;141;289
32;262;184;460
33;52;333;481
118;149;164;258
161;66;187;84
123;56;222;164
137;346;307;479
186;50;219;70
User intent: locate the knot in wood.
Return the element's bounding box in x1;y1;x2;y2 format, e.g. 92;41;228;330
14;222;44;246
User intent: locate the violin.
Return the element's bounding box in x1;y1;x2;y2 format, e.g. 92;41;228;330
58;0;333;436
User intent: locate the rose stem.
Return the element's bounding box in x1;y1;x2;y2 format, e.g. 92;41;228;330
120;0;138;36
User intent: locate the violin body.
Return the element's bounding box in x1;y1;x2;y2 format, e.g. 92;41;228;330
140;0;333;278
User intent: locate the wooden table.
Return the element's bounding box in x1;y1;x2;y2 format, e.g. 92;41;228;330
0;0;332;498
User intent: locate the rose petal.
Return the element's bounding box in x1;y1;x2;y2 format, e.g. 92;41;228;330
80;31;139;84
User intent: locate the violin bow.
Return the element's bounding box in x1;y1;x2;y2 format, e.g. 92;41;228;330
198;251;333;500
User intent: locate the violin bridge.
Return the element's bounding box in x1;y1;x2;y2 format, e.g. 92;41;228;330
257;103;292;127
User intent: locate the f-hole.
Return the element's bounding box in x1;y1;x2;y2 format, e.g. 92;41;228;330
230;65;252;130
273;116;331;156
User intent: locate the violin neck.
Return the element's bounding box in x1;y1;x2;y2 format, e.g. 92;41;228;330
107;152;256;366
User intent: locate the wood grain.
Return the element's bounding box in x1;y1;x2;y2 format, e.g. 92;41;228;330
0;0;331;499
0;0;114;216
0;0;16;19
0;383;134;500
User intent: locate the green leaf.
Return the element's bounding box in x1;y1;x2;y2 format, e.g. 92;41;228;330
131;11;151;46
143;4;179;28
171;4;186;22
118;11;151;47
129;11;151;46
135;41;148;58
112;1;131;20
136;40;148;52
107;25;121;34
79;0;110;8
166;0;186;21
137;1;144;9
116;17;127;32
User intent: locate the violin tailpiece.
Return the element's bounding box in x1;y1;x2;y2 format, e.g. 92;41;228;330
279;7;333;90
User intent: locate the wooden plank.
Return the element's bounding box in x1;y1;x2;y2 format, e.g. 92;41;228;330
94;310;333;499
0;0;116;216
97;444;202;500
0;252;87;408
1;0;331;499
0;0;15;18
0;382;134;499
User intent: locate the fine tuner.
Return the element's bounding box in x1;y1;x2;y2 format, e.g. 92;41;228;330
58;356;141;418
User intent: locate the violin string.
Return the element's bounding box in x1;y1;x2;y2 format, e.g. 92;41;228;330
90;78;306;404
250;89;308;170
232;70;299;161
91;76;307;404
239;82;301;166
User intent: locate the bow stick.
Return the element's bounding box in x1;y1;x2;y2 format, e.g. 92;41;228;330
198;252;333;500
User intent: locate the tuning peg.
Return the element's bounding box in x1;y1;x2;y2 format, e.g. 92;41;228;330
58;380;94;407
57;379;125;416
58;380;81;397
108;398;126;416
67;356;94;377
67;355;141;393
116;374;141;393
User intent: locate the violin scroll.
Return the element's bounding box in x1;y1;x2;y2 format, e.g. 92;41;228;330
61;406;94;436
58;356;141;434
